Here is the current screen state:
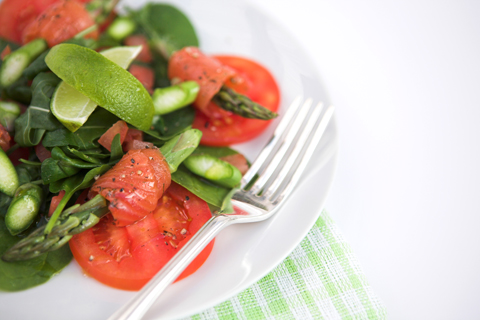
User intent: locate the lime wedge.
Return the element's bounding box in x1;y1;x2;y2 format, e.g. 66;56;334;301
48;45;153;131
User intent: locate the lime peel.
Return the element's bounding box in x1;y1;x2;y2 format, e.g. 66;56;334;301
47;44;153;131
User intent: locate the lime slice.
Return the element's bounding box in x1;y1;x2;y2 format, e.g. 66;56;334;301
47;44;153;131
51;46;142;132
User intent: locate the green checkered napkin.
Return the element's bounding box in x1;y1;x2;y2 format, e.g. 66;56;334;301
186;210;386;320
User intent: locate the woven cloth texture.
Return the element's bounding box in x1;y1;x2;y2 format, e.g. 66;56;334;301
185;210;386;320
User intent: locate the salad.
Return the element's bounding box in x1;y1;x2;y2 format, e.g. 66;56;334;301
0;0;280;292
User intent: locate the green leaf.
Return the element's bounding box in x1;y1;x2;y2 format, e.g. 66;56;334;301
110;134;124;161
13;73;62;147
130;3;199;56
43;108;119;150
1;76;32;105
51;147;100;169
22;51;49;80
152;106;195;137
0;218;72;291
64;147;103;164
41;158;81;184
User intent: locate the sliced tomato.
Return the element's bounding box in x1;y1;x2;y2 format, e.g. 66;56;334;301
192;55;280;146
21;0;98;47
70;182;214;290
129;65;155;94
98;120;129;152
0;0;60;44
89;148;171;227
124;35;152;63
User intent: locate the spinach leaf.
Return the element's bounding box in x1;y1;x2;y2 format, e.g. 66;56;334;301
14;73;62;147
51;147;101;169
41;158;81;184
22;51;49;80
43;108;119;150
129;3;199;57
153;106;195;137
64;147;103;164
109;134;124;161
0;218;72;292
1;76;32;105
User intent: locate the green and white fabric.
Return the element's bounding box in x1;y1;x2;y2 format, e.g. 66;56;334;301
186;210;386;320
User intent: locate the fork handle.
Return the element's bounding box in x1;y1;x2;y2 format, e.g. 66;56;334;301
108;214;232;320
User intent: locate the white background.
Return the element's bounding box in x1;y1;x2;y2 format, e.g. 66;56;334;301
252;0;480;319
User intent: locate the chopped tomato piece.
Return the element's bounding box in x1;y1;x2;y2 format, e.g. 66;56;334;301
129;64;155;94
0;124;11;152
123;140;154;152
35;143;51;162
49;190;65;217
0;0;61;44
122;128;144;151
192;55;280;146
70;182;214;290
98;120;129;152
89;148;171;226
124;35;152;63
22;0;98;47
168;47;236;117
1;45;11;60
220;153;249;175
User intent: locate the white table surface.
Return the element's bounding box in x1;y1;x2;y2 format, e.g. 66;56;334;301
252;1;480;319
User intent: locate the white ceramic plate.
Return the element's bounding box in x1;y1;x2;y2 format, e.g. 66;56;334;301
0;0;338;319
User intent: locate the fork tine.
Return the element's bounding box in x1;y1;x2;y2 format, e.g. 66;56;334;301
240;96;304;188
248;98;313;195
261;101;324;199
269;105;335;204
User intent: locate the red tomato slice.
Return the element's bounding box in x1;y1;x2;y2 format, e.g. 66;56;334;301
0;0;61;44
69;182;214;290
98;120;129;152
21;0;98;47
192;56;280;146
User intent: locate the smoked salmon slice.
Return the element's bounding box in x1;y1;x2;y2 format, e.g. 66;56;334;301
89;147;171;226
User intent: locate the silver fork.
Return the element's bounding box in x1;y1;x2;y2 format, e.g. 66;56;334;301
108;97;335;320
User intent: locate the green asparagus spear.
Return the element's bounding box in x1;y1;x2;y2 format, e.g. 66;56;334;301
5;183;44;236
0;39;48;87
213;86;278;120
2;195;109;262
